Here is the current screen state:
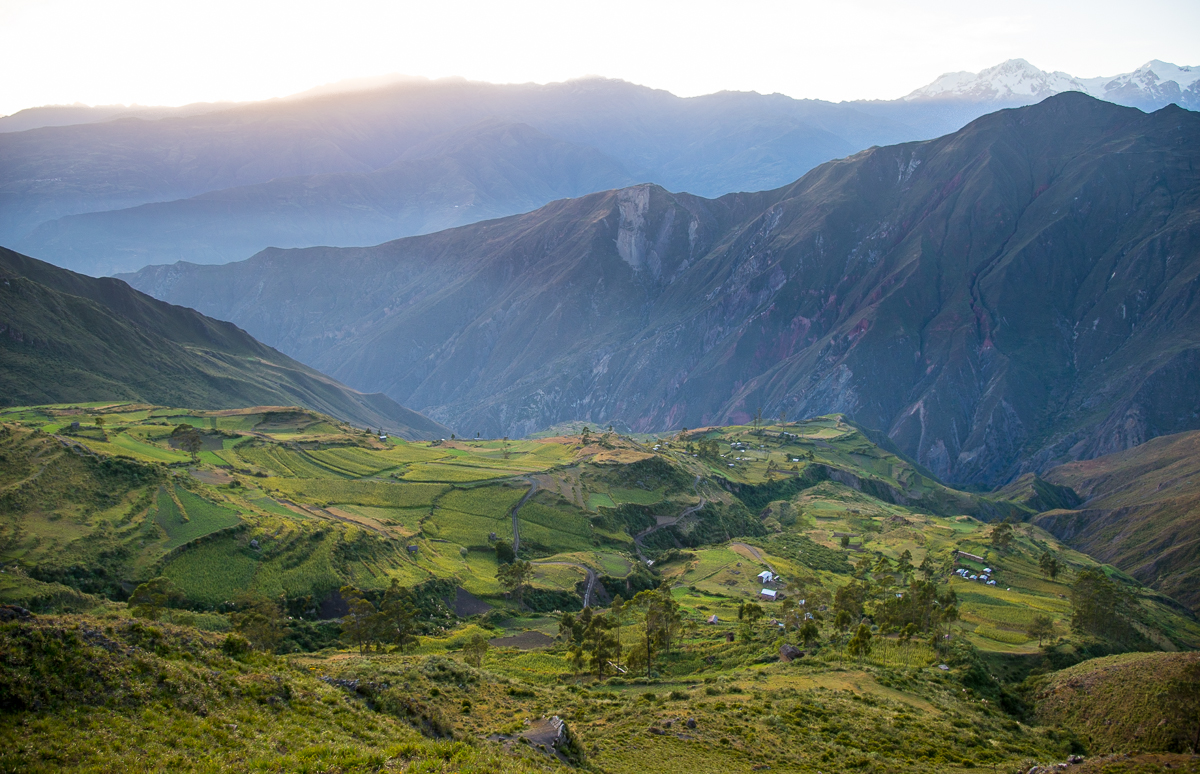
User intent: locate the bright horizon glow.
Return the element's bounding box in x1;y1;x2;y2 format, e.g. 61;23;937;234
1;0;1198;117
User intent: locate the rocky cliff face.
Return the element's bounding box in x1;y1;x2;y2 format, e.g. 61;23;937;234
124;94;1200;486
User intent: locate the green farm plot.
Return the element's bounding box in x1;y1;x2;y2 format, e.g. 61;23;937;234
263;478;447;508
338;505;427;534
540;550;632;578
423;509;506;548
247;494;303;519
305;447;401;477
155;486;242;550
514;500;594;552
586;492;616;510
529;562;587;590
251;531;352;600
162;537;257;605
79;432;188;464
399;463;520;483
196;437;246;466
209;413;268;432
485;650;570;685
372;443;453;465
234;445;336;478
437;485;527;519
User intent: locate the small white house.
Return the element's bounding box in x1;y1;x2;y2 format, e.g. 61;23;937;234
707;614;719;624
757;570;775;584
760;588;778;601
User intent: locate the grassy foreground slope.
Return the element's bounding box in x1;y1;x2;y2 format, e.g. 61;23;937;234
0;247;448;439
1031;651;1200;754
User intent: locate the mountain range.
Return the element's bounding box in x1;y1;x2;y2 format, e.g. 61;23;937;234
0;246;447;439
123;93;1200;487
4;59;1196;276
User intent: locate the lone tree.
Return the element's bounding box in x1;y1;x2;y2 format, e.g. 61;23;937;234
583;614;619;679
340;586;379;655
1039;551;1061;580
497;560;534;607
462;634;489;668
990;522;1014;551
848;623;873;662
171;423;204;462
738;600;765;642
1026;614;1055;647
230;592;286;652
494;539;515;565
1071;568;1136;643
129;577;185;620
376;579;419;653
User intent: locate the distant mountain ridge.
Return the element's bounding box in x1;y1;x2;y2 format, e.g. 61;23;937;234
903;59;1200;110
0;247;448;439
124;94;1200;486
7;60;1195;277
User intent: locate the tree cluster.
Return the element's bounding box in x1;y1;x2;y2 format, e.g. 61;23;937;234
1070;568;1138;644
340;580;419;654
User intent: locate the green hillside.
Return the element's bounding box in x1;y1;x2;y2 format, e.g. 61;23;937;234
1031;651;1200;754
3;404;1199;772
0;247;448;439
1022;431;1200;613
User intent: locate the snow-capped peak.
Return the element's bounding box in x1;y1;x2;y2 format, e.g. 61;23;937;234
904;59;1087;102
904;59;1200;110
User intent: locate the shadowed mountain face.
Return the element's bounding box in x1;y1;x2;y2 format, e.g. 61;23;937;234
123;94;1200;485
0;247;448;439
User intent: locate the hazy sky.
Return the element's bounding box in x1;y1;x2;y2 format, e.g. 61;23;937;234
2;0;1198;117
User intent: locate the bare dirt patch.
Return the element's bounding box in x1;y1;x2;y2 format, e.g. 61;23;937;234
489;630;554;649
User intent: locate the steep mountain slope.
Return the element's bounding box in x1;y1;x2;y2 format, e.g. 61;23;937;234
0;247;447;438
125;95;1200;487
17;121;635;273
1028;431;1200;612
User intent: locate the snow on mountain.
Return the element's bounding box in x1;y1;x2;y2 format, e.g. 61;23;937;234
905;59;1199;110
904;59;1087;102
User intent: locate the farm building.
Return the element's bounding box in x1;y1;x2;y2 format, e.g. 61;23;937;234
760;588;778;601
758;570;775;584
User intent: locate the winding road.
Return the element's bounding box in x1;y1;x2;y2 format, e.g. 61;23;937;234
632;476;705;565
510;477;539;556
532;561;600;608
731;541;777;575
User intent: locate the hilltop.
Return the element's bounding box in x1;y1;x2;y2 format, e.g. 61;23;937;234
0;247;447;438
126;93;1200;487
